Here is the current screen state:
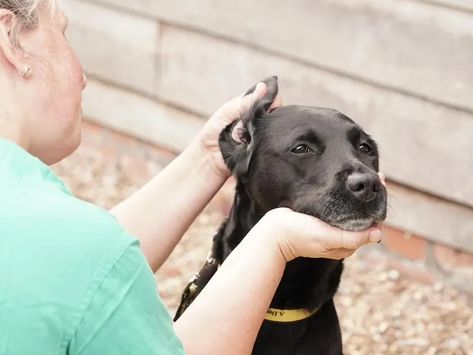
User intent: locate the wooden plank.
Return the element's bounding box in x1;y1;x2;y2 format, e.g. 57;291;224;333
93;0;473;112
386;182;473;253
64;0;159;95
159;26;473;206
421;0;473;12
82;80;204;152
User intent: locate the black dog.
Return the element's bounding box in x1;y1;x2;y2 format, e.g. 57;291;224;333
175;77;387;354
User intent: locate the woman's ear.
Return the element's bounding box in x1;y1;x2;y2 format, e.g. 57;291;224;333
218;76;279;180
0;10;31;78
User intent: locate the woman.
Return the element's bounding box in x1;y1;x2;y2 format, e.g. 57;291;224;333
0;1;383;354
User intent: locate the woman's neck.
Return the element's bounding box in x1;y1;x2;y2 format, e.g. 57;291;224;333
0;84;30;150
0;118;29;151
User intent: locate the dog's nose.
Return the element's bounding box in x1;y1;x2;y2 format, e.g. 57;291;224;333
346;173;382;202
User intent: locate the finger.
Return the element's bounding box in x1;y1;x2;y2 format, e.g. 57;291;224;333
289;210;382;249
215;82;268;124
252;82;268;99
322;248;355;260
333;248;356;259
331;226;382;250
301;212;381;249
378;172;386;187
239;82;267;113
269;95;283;111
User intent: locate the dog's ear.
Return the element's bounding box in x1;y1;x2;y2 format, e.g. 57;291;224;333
243;75;279;117
219;76;279;180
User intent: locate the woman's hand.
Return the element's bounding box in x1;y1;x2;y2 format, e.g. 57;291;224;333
194;82;283;179
259;208;383;262
175;207;382;355
112;82;281;271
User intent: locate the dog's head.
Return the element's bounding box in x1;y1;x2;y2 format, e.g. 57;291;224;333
219;77;387;231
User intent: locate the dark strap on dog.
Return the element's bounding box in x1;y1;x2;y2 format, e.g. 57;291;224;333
173;250;321;323
173;253;219;321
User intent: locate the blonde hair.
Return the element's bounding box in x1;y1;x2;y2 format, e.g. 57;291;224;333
0;0;55;46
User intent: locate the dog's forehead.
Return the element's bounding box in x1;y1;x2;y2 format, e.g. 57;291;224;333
263;105;357;135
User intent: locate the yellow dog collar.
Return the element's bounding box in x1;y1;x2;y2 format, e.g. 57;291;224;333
264;307;319;323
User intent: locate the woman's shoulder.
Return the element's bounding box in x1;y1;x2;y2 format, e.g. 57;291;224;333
0;156;144;287
0;173;145;300
1;174;139;269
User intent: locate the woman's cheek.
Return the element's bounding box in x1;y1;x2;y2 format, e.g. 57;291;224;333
68;57;85;93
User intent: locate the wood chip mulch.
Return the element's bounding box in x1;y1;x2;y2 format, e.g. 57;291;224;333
53;141;473;355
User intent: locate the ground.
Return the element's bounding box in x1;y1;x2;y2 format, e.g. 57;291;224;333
52;127;472;355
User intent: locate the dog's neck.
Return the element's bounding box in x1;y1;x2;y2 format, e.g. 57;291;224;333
218;181;343;311
220;183;264;252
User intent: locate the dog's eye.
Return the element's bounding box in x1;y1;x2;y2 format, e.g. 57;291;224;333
291;145;312;154
358;143;372;153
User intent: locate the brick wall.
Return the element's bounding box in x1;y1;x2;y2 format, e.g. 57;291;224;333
62;0;473;289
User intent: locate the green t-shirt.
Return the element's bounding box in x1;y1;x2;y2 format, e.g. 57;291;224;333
0;139;185;355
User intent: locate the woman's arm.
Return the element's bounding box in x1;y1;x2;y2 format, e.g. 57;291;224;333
110;140;226;272
174;208;382;355
110;83;273;272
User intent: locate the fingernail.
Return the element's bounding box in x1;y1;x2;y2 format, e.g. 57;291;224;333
369;229;383;243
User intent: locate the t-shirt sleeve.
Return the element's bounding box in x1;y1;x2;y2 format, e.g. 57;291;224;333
68;239;185;355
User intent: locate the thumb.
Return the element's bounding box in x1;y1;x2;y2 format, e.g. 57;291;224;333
212;82;268;126
329;226;383;250
239;81;268;114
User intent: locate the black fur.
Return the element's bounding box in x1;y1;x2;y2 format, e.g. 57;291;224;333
178;76;387;354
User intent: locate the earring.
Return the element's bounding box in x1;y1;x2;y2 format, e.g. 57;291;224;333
19;65;32;78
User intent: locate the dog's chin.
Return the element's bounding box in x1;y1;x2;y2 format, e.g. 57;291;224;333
291;195;387;232
328;218;380;232
278;194;387;232
293;206;386;232
321;208;386;231
294;210;385;232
